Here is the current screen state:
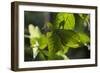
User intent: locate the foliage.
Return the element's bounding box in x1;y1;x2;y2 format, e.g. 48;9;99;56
26;12;90;60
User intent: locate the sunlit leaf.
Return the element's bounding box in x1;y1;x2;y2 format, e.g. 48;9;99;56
56;29;80;48
56;50;69;60
38;35;47;49
78;32;90;44
66;40;79;48
28;24;41;38
47;29;81;59
30;38;37;47
28;24;48;59
47;32;63;51
32;41;39;59
55;13;75;30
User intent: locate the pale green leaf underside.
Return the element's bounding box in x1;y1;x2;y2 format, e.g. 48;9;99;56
28;24;41;38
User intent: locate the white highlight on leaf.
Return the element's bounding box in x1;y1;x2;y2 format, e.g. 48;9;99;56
28;24;41;38
32;41;39;59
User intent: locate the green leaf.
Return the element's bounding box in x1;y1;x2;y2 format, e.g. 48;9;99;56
28;24;47;49
28;24;48;59
32;41;39;59
28;24;41;38
47;29;80;60
79;14;89;21
74;14;85;32
38;35;47;49
30;38;37;47
38;52;46;60
46;22;53;29
55;13;75;30
78;33;90;44
47;31;68;60
79;14;90;26
63;46;69;54
75;14;90;33
56;29;80;48
66;40;79;48
42;50;49;57
79;14;87;19
47;32;64;57
56;50;69;60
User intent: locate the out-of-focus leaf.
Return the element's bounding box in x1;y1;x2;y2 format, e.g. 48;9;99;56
63;46;69;54
42;50;48;56
32;41;39;59
28;24;48;59
38;35;47;49
79;14;89;21
28;24;41;38
28;24;47;49
46;22;53;29
55;13;75;30
56;50;69;60
30;38;36;47
38;52;46;60
79;14;87;19
74;14;85;32
78;14;90;32
66;40;80;48
78;33;90;44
